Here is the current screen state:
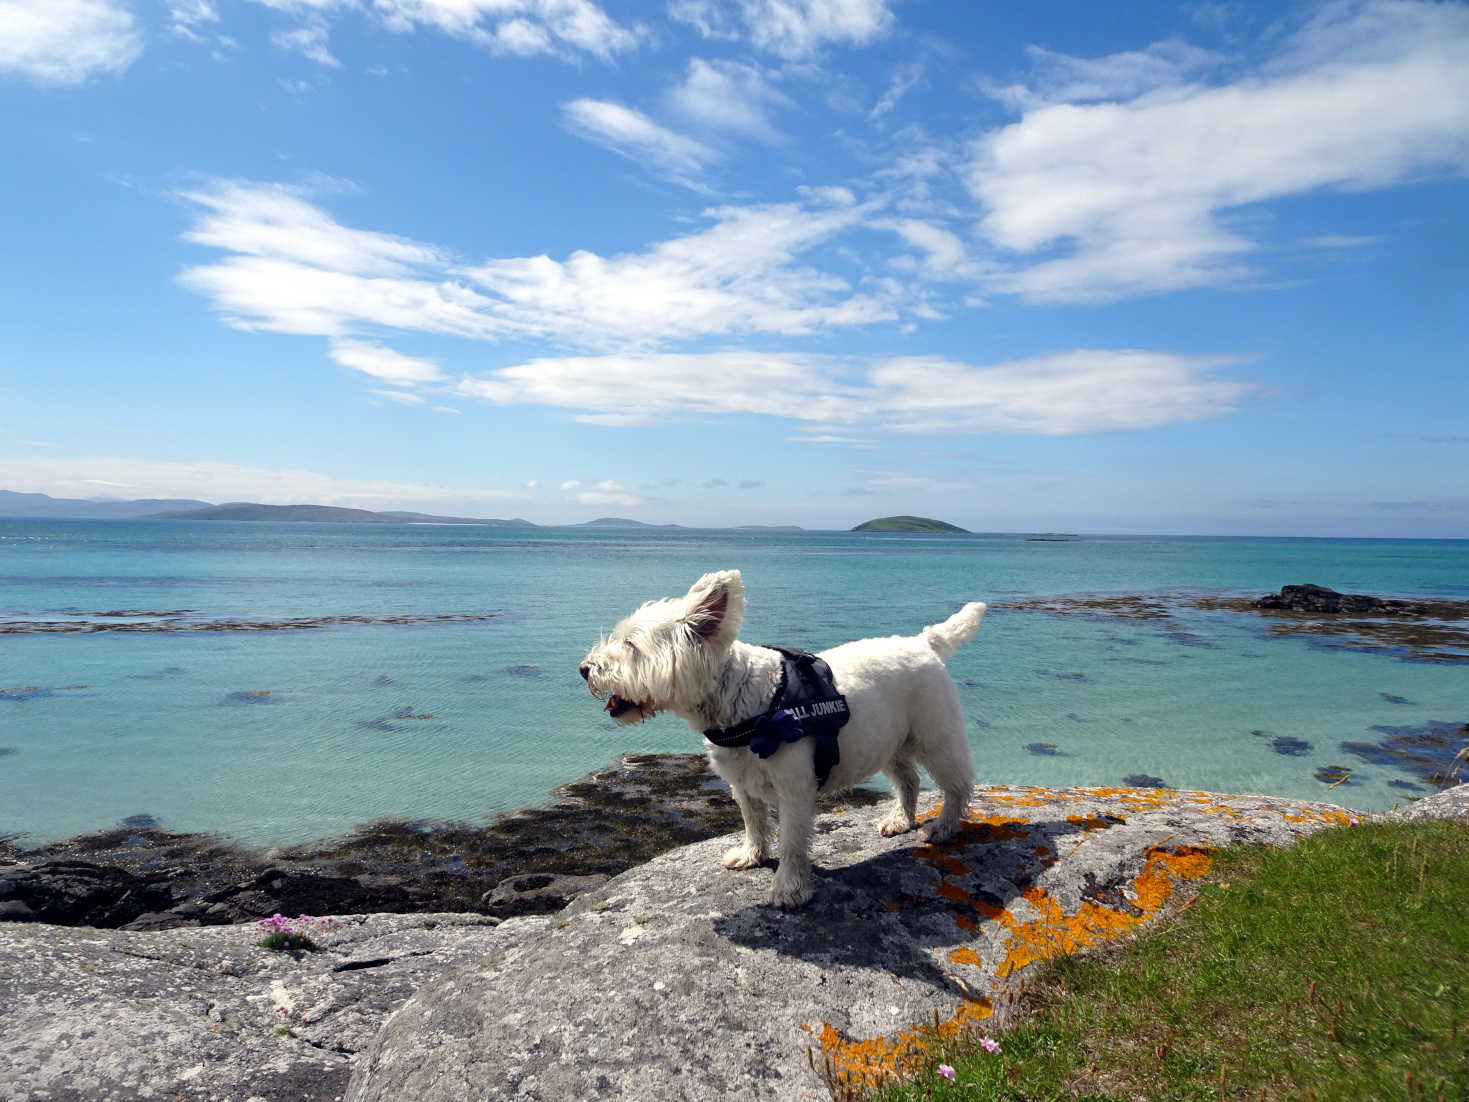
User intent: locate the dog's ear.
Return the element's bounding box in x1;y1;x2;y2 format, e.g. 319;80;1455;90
683;570;745;647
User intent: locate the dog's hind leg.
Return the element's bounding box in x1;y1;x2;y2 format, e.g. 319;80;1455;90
723;784;771;870
913;685;975;845
877;757;920;837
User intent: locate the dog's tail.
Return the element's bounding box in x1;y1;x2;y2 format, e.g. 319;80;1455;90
922;602;987;660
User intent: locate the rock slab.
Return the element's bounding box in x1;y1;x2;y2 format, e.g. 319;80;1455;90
0;912;545;1102
345;785;1362;1102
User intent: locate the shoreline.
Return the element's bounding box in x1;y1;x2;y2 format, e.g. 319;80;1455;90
0;753;885;931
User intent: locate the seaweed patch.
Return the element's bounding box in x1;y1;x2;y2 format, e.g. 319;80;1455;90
0;684;91;701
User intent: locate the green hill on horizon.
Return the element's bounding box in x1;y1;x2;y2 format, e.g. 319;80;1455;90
851;515;968;533
150;503;532;525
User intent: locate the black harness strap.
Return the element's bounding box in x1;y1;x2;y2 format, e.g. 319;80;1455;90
703;645;851;788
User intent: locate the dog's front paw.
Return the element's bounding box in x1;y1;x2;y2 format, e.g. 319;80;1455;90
722;844;764;870
877;814;916;837
768;873;814;910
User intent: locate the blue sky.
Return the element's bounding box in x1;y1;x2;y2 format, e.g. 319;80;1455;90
1;0;1466;535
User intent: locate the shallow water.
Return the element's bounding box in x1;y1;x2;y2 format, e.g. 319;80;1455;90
1;519;1465;844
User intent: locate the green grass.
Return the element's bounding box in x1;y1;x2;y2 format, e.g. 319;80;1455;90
858;819;1469;1102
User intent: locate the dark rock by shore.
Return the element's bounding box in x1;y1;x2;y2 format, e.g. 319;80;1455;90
1255;583;1435;616
1000;583;1469;663
0;754;882;933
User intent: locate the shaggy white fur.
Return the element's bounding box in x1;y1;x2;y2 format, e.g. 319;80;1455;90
579;570;986;909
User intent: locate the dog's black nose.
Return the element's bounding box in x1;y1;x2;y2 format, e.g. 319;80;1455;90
578;662;591;681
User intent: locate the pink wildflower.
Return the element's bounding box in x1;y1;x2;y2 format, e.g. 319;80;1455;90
979;1037;1001;1054
937;1064;956;1081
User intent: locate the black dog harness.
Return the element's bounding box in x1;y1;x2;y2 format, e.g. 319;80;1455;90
703;645;851;788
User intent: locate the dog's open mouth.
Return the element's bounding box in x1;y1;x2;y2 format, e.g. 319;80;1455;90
604;694;655;722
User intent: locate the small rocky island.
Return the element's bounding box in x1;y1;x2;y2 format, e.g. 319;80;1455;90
852;515;967;533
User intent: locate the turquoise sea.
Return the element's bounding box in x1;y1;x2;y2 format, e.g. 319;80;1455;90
2;519;1465;846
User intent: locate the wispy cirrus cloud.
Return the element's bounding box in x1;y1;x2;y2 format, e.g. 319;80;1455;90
0;0;142;84
670;0;894;60
561;98;720;186
246;0;642;61
329;339;443;384
457;348;1255;436
968;0;1469;303
0;454;530;510
271;20;339;66
667;57;791;144
176;178;897;349
560;478;644;507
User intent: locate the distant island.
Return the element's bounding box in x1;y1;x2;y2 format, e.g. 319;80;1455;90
149;503;534;525
0;490;214;519
571;517;686;529
852;516;968;533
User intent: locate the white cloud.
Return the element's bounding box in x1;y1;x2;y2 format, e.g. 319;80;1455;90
562;478;643;507
0;0;142;84
459;198;891;344
272;20;340;66
180;180;904;349
458;348;1255;436
177;180;503;339
372;388;426;404
250;0;640;61
984;40;1221;111
562;98;720;186
667;57;790;143
329;339;443;384
870;61;923;119
458;351;863;426
865;350;1253;435
670;0;894;60
0;454;529;510
968;0;1469;303
882;218;988;282
168;0;220;41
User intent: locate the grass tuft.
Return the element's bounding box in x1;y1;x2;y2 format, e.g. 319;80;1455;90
861;819;1469;1102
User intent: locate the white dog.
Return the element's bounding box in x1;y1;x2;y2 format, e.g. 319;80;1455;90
579;570;986;909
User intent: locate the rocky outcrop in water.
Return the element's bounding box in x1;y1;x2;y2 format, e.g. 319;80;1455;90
1254;583;1434;616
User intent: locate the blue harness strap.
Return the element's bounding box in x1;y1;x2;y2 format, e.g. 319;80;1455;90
703;645;851;788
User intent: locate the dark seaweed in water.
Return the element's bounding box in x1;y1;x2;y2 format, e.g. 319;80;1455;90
1270;736;1313;757
1380;693;1414;705
1314;764;1354;786
1341;720;1468;789
0;747;17;757
0;684;90;701
220;690;282;706
1122;774;1170;788
503;665;543;678
1025;743;1064;756
127;667;187;681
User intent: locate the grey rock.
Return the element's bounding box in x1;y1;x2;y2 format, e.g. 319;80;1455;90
346;785;1360;1102
0;911;541;1102
1380;781;1469;822
482;872;611;916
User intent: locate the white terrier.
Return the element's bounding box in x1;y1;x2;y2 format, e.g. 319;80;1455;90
579;570;986;909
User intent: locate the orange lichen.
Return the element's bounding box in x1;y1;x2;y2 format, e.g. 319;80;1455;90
913;846;971;877
947;946;983;967
936;881;972;905
1065;813;1120;832
816;997;994;1092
